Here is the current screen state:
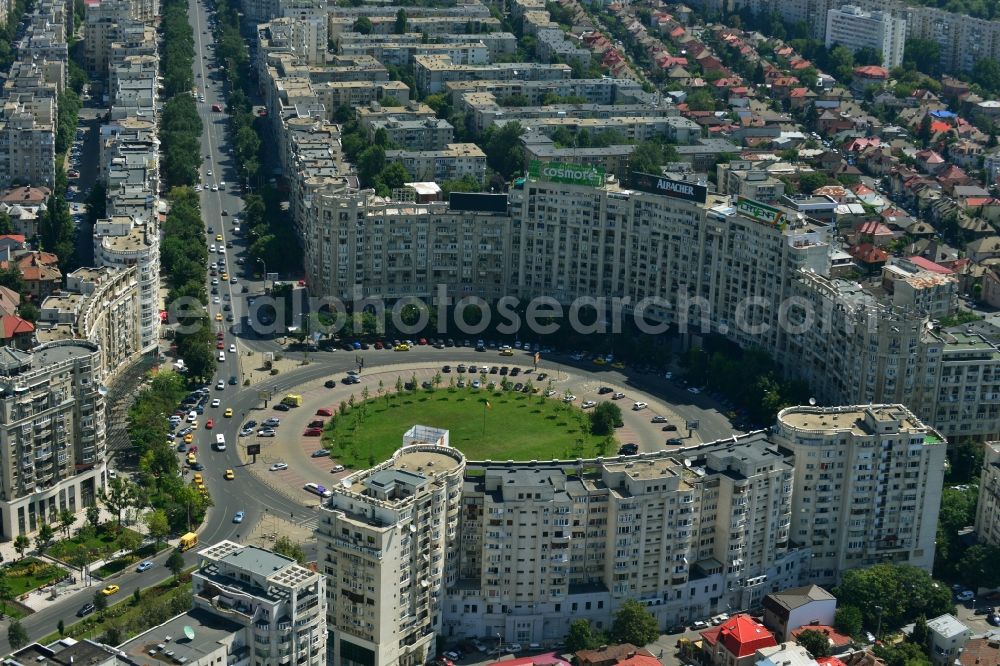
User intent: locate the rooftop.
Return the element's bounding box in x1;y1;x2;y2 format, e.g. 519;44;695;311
117;607;244;666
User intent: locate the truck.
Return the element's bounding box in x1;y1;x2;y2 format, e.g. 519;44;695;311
179;532;199;551
214;434;226;451
281;394;302;407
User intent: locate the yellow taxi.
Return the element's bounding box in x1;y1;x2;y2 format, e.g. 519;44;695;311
224;407;233;417
101;584;120;596
221;273;229;281
394;343;410;351
187;453;197;465
224;469;235;480
193;473;203;484
197;483;208;494
184;433;194;444
499;347;513;356
593;357;606;365
215;313;223;321
612;361;625;369
215;234;223;242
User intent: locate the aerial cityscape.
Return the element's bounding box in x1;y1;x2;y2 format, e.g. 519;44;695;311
0;0;999;663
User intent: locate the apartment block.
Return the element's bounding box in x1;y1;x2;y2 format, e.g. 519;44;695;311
384;143;486;183
37;266;142;379
413;55;571;95
303;190;510;302
975;442;1000;547
318;429;466;666
495;115;701;145
362;116;454;151
190;540;327;666
279;0;328;66
336;32;517;63
880;258;957;318
825;5;906;69
536;29;592;68
522;130;635;181
0;341;107;540
93;215;159;352
773;405;946;583
328;15;502;38
716;161;787;202
0;94;55;188
444;77;653;108
903;4;1000;73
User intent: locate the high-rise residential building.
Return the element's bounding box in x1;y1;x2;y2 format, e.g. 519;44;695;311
0;93;55;188
773;404;946;583
975;442;1000;547
278;0;328;65
825;5;907;69
93;215;159;353
190;540;327;666
318;415;945;658
318;426;466;666
0;340;107;540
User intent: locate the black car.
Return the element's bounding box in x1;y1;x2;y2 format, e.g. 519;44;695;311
513;382;524;391
442;365;451;373
177;443;187;452
457;364;467;373
422;381;433;389
663;424;678;432
243;420;257;429
598;386;613;394
325;379;337;388
191;462;204;471
666;438;683;445
489;366;498;374
404;381;417;390
510;367;520;377
618;443;638;455
274;403;291;411
537;373;547;380
77;602;96;617
499;366;509;375
446;339;455;347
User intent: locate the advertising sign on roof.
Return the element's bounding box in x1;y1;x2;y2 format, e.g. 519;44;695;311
736;196;786;228
630;172;708;204
529;160;605;187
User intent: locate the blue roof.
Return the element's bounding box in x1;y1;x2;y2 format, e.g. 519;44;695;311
929;110;957;118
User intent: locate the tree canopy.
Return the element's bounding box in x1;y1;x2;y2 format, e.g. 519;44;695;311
610;599;659;646
835;564;953;633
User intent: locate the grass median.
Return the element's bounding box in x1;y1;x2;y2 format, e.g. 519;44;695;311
322;383;613;466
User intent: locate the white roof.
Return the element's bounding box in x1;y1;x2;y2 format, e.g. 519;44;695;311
927;614;968;639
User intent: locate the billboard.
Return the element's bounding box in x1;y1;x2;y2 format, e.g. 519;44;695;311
528;160;605;187
736;196;786;228
247;443;261;456
630;172;707;204
449;192;508;213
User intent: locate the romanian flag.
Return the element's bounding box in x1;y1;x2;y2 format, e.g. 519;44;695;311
485;401;492;410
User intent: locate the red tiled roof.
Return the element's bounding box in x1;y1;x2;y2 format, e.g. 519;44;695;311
907;255;954;274
854;65;889;78
818;658;848;666
966;197;999;207
930;121;952;134
0;315;33;338
791;626;853;649
857;220;892;236
702;615;777;659
850;243;889;264
0;235;25;244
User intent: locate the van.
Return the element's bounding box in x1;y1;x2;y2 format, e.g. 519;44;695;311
281;394;302;407
179;532;199;551
215;434;226;451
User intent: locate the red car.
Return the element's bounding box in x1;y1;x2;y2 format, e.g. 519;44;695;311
303;428;322;437
216;332;224;340
418;338;428;345
205;419;214;430
316;408;333;417
216;342;224;349
373;341;384;349
190;446;198;454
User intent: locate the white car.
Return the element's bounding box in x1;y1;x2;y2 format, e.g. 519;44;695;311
957;590;975;601
562;394;576;402
632;401;648;411
331;464;345;472
211;184;219;191
612;392;625;400
219;181;226;188
211;398;221;407
212;296;220;304
687;387;701;394
581;400;597;409
206;170;213;176
217;351;225;362
546;389;556;397
209;244;216;252
229;344;236;353
216;380;225;390
269;462;288;471
471;379;481;389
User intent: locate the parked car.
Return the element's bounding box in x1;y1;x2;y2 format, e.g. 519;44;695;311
136;561;154;572
270;462;288;471
77;602;96;617
311;449;330;458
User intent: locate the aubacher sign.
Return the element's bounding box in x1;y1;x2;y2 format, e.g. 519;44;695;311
528;160;605;187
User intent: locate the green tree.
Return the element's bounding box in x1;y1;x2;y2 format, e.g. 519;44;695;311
357;146;386;185
481;122;526;180
835;564;953;633
394;8;407;34
352;16;373;34
13;534;28;560
797;629;832;658
904;38;940;75
609;599;659;646
86;503;101;528
834;605;863;638
947;440;983;482
798;172;833;194
972;58;1000;94
0;570;12;618
167;550;185;580
7;619;27;649
911;614;930;651
956;544;1000;589
100;476;140;527
93;589;108;614
145;509;170;549
273;535;306;564
628;139;680;175
590;401;623;436
58;508;75;538
685;88;716;111
874;641;932;666
565;619;602;652
0;265;25;293
34;522;54;553
57;619;65;636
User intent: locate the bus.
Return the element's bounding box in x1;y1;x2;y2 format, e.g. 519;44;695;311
179;532;198;551
214;434;226;451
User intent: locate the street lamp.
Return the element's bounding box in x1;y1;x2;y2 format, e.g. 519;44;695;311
257;257;267;294
496;633;503;656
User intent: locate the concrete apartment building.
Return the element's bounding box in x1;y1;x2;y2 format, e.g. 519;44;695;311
93;216;160;353
773;405;945;583
335;32;517;64
975;442;1000;547
494;115;701;144
384;143;487;183
279;0;328;66
880;258;957;318
362;116;454;151
0;94;55;188
521;130;635;180
825;5;907;69
443;77;652;108
317;428;466;666
413;55;571;94
37;266;142;379
190;540;327;666
0;340;107;540
716;161;787;202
